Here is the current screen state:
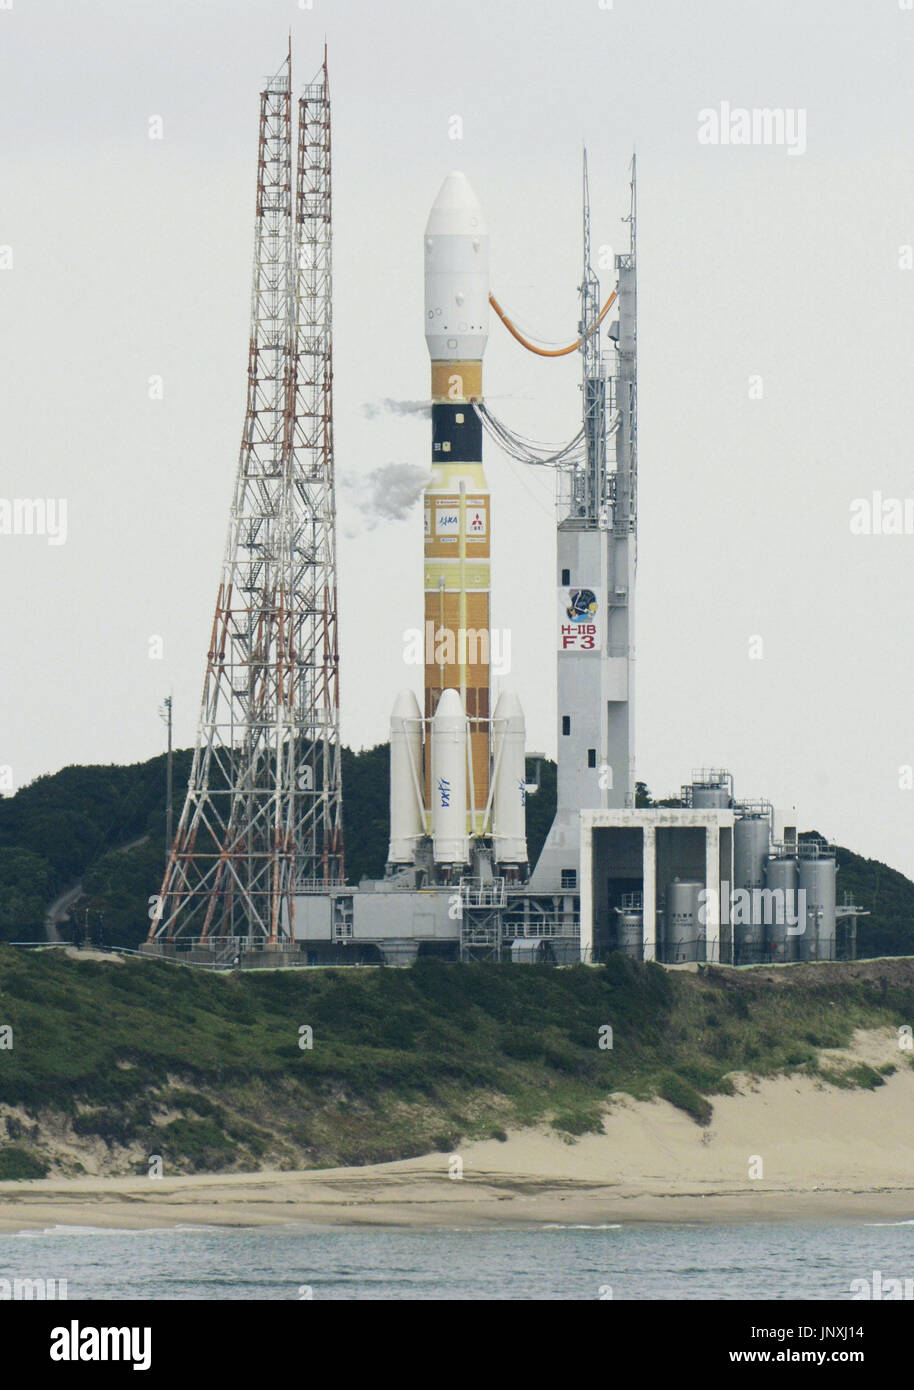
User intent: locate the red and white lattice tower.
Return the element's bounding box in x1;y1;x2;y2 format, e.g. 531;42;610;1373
150;46;343;946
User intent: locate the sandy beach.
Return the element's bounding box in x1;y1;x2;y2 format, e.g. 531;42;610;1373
2;1029;913;1233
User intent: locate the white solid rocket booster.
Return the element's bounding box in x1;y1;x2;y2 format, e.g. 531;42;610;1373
491;689;528;865
430;687;470;864
388;689;425;864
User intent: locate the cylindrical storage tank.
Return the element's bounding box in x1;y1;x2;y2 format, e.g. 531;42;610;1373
763;855;798;963
664;879;705;963
734;815;770;891
733;815;771;964
430;688;469;865
387;689;425;864
614;909;644;959
491;689;527;865
692;782;730;809
797;855;837;962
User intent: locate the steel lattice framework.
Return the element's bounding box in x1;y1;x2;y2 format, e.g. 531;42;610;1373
149;47;343;946
575;148;607;523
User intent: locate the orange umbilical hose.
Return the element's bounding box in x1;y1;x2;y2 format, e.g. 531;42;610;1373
488;289;618;357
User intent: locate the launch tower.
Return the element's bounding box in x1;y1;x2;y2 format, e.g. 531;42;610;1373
148;48;343;948
529;154;638;895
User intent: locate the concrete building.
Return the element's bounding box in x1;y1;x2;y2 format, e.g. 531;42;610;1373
581;806;734;963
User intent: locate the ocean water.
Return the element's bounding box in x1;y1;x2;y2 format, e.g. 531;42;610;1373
2;1220;913;1300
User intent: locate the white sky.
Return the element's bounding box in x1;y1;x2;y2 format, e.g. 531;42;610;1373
1;0;913;879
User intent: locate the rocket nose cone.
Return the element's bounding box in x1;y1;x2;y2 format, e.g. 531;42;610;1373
492;689;524;719
425;171;488;238
391;689;422;719
433;688;466;721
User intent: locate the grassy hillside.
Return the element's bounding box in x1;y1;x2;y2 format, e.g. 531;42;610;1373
0;947;912;1179
0;751;911;957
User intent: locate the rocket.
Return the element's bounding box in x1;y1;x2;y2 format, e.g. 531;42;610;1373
387;172;527;872
423;171;491;834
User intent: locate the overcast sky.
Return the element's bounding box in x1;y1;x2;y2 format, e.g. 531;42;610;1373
1;0;913;880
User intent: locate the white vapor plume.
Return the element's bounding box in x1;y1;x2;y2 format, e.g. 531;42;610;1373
361;398;431;419
341;463;431;533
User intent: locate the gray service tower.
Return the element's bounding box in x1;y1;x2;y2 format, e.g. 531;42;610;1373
530;157;638;895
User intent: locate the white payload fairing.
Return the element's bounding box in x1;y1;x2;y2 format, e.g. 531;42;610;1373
386;172;528;875
424;171;490;362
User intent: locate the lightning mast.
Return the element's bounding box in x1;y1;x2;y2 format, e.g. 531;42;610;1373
576;150;607;523
295;51;344;890
149;47;342;948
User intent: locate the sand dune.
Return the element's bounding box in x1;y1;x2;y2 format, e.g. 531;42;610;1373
2;1029;912;1231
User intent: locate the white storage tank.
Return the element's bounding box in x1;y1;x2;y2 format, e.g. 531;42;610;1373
734;814;770;964
691;784;729;809
664;879;705;963
614;906;644;959
797;853;837;962
734;814;770;891
764;853;798;963
430;688;470;865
